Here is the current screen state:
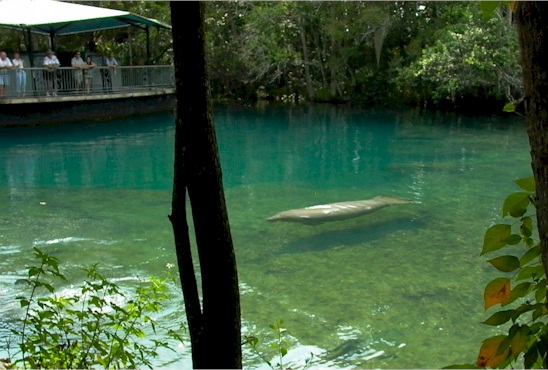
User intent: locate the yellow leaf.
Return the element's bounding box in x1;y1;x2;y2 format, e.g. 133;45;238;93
477;335;509;368
484;278;511;310
508;2;516;12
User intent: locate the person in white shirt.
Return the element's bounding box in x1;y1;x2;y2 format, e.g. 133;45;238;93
0;51;13;98
103;54;118;93
43;49;60;96
71;51;85;93
12;52;26;97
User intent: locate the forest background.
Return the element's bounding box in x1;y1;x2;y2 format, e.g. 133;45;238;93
0;1;521;114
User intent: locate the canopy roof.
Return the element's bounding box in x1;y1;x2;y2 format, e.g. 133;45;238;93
0;0;171;36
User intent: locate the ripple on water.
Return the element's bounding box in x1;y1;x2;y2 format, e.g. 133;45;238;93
32;236;118;246
0;245;21;255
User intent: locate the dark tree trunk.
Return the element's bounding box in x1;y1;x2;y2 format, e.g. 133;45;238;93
169;2;242;369
515;2;548;281
299;23;315;101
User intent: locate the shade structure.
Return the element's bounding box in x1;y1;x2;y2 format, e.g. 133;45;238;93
0;0;171;36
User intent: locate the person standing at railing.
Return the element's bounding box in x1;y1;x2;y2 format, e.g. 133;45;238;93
71;51;85;94
102;54;118;93
12;52;27;97
43;49;60;96
83;56;96;94
0;51;13;98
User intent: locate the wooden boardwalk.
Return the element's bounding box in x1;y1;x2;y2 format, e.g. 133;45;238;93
0;65;176;126
0;88;175;105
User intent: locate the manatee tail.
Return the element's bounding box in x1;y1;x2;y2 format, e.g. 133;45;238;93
373;196;414;205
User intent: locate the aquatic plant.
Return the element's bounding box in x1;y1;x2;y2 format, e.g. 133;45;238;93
243;320;314;370
5;247;185;369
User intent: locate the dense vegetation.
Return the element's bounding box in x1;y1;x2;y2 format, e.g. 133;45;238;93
204;1;521;112
0;1;521;113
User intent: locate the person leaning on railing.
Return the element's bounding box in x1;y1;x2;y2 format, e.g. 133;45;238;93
71;51;85;94
83;56;97;94
102;54;118;93
43;49;60;96
12;52;27;97
0;51;13;98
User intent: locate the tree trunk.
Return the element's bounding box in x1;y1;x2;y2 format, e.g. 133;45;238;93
169;2;242;369
299;23;315;101
515;2;548;283
313;31;328;90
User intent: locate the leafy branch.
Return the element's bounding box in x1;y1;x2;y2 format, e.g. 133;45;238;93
447;177;548;369
7;248;186;369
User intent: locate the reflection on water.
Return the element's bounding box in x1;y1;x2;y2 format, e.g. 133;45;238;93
0;105;531;368
0;115;174;190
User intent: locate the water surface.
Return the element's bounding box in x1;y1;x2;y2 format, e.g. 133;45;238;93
0;105;531;368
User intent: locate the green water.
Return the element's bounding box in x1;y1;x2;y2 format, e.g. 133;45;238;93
0;105;532;368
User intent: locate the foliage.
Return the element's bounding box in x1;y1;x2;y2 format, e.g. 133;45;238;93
93;1;172;65
243;320;313;370
448;177;548;368
6;248;185;369
394;3;522;108
1;1;523;110
202;1;522;109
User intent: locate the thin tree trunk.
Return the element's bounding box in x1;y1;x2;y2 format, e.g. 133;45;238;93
299;23;315;101
329;30;338;98
515;2;548;283
169;2;242;368
313;31;328;90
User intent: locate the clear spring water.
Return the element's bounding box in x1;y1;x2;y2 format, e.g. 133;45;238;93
0;104;532;368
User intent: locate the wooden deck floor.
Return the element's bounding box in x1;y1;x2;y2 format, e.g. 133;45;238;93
0;89;176;126
0;88;175;105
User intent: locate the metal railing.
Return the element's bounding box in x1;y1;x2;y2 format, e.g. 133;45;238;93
0;65;175;98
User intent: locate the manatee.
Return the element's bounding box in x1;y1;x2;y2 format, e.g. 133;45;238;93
266;196;413;225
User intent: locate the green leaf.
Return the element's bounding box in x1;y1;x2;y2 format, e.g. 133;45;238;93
488;255;520;272
524;341;539;368
482;224;511;255
524;237;535;248
502;192;530;218
502;234;521;245
532;305;546;320
480;1;502;20
38;311;55;319
534;282;546;303
521;245;541;266
443;365;480;369
529;322;543;334
511;327;528;356
521;217;533;237
503;103;515;112
517;264;544;281
482;310;515;326
28;266;42;277
514;177;535;192
497;324;519;355
280;347;288;357
511;303;538;321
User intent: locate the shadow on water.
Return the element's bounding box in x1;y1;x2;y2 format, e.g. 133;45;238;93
279;214;426;254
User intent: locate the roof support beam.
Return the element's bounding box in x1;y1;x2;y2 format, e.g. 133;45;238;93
26;27;35;67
